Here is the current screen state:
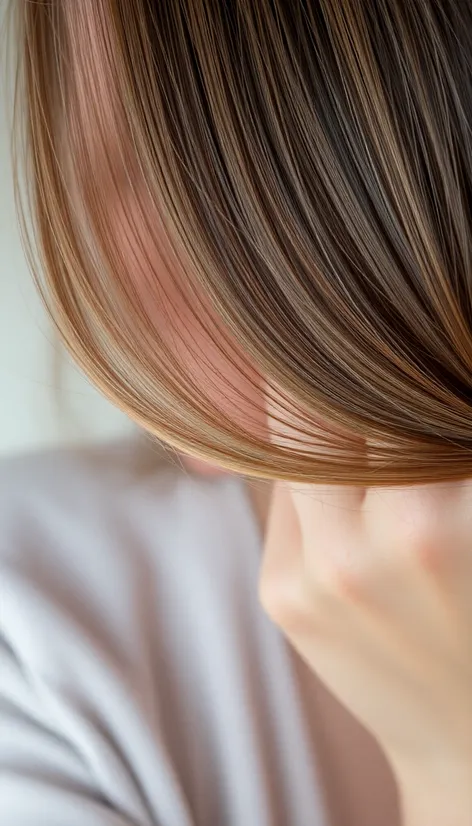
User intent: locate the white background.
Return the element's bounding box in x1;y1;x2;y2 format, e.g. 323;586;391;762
0;2;134;456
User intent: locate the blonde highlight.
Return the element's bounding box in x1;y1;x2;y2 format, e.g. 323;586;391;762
12;0;472;485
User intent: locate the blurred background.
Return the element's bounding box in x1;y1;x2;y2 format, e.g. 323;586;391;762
0;0;135;457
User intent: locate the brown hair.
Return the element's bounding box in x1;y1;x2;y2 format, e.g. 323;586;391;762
12;0;472;485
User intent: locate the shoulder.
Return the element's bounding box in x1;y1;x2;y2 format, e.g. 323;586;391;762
0;437;266;823
0;440;328;826
0;436;263;689
0;433;257;559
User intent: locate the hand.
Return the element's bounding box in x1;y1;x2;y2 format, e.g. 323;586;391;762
259;478;472;781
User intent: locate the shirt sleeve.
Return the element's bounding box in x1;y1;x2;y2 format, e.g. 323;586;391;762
0;442;200;826
0;441;175;826
0;634;137;826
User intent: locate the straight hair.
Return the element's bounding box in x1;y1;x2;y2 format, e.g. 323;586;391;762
12;0;472;485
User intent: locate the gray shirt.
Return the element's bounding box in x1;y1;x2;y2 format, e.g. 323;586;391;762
0;437;400;825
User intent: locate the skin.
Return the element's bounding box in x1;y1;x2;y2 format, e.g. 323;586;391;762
260;478;472;820
183;411;472;826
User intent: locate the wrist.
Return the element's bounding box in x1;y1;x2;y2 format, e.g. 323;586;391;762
391;757;472;826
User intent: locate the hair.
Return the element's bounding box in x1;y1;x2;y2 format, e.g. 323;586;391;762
11;0;472;485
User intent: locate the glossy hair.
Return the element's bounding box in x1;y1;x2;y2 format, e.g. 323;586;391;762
13;0;472;484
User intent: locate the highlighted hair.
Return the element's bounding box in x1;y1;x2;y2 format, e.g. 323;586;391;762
12;0;472;484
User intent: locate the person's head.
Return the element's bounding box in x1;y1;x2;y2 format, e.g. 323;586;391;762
13;0;472;485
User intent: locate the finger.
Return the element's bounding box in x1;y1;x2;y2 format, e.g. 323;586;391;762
362;478;472;628
290;481;364;539
258;482;308;630
288;481;369;596
362;478;472;557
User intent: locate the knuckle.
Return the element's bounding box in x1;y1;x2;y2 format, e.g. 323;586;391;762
321;562;361;601
389;512;444;572
258;578;309;634
258;578;280;619
407;530;444;571
313;545;363;601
